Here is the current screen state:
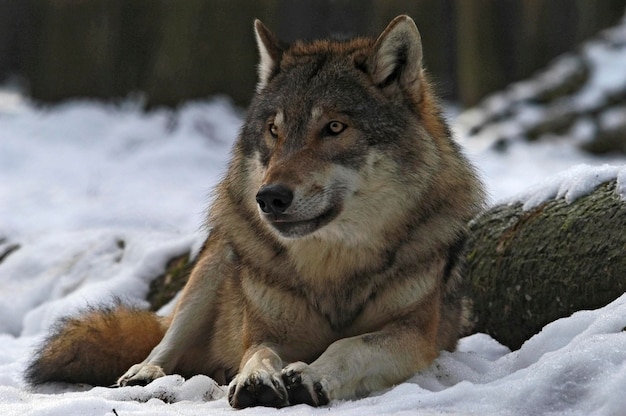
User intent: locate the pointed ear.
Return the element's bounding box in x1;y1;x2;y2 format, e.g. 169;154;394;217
367;15;423;95
254;19;283;92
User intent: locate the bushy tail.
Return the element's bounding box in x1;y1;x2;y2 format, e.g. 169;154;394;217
25;305;167;387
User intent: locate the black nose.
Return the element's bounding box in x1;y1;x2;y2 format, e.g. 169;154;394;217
256;184;294;215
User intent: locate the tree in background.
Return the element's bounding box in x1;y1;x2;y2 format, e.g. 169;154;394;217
0;0;624;107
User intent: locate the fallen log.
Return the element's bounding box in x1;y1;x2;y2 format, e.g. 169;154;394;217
466;178;626;350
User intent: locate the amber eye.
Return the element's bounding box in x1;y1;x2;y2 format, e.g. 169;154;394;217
268;123;278;138
325;121;347;136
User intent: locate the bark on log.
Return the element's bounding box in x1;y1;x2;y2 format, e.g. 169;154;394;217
466;180;626;350
147;251;192;312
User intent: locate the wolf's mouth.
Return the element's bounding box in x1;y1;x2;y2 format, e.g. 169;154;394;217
265;207;340;238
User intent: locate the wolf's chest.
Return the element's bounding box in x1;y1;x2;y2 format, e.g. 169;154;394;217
305;285;377;332
240;269;377;335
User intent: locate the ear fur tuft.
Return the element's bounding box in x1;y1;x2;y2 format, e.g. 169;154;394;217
254;19;282;92
368;15;423;94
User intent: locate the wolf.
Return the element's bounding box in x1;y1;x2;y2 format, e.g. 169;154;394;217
26;15;484;408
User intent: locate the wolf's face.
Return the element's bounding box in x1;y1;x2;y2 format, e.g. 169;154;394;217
238;18;435;240
252;102;366;238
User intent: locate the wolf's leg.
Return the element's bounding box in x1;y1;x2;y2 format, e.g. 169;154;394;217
227;344;289;408
117;243;233;386
282;312;439;405
115;303;199;386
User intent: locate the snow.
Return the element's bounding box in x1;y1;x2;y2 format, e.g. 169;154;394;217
461;135;626;204
0;98;238;236
3;290;626;415
454;12;626;160
1;82;626;414
506;164;626;210
576;30;626;112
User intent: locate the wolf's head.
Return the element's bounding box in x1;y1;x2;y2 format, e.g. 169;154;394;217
235;16;457;242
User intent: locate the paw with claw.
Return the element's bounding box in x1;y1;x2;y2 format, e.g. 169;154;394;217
228;368;289;408
282;362;329;407
116;363;166;387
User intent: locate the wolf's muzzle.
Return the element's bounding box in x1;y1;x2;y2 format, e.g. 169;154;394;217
256;184;294;215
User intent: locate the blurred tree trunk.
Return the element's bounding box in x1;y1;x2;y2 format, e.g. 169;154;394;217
115;1;161;96
23;0;123;101
0;0;26;78
466;181;626;350
278;0;372;42
456;0;626;106
4;0;626;107
455;0;509;106
19;0;279;107
143;0;278;107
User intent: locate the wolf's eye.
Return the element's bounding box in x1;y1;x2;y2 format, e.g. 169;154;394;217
324;121;347;136
268;123;278;138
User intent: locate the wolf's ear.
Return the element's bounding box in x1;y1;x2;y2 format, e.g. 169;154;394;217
367;15;423;95
254;19;283;92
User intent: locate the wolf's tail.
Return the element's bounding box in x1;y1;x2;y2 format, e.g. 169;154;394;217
25;305;167;387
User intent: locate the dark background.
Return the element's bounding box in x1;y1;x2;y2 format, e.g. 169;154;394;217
1;0;625;108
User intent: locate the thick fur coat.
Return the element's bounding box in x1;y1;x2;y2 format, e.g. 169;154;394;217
26;15;485;409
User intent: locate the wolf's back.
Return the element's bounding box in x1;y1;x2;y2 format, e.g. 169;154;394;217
26;305;167;386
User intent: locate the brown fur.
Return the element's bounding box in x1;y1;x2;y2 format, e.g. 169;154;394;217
26;16;484;408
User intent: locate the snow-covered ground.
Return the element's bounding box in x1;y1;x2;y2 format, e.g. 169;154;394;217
1;85;626;415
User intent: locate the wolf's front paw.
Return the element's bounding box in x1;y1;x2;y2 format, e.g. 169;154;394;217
116;363;166;387
228;369;288;409
282;362;329;406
